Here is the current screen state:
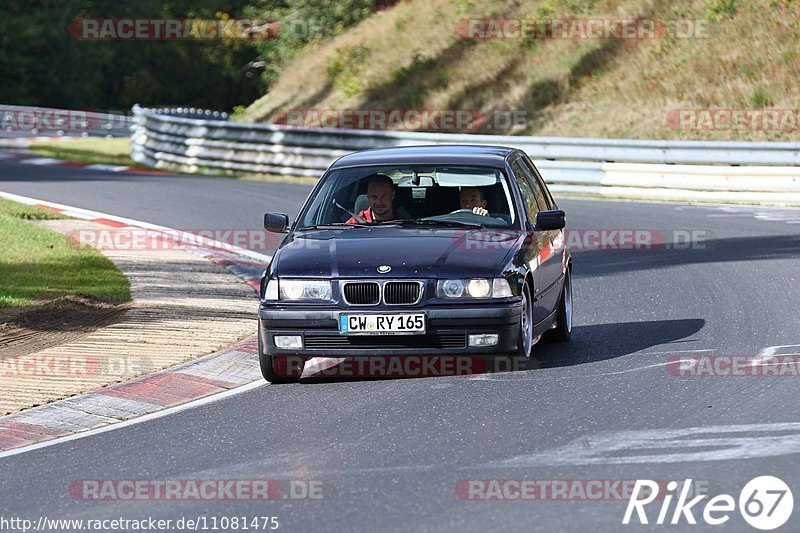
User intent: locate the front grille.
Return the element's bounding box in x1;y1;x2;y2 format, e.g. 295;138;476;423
384;281;422;305
304;333;466;350
343;282;380;305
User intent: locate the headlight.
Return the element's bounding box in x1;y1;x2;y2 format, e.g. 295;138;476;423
441;279;465;298
467;278;491;298
437;278;513;299
279;279;332;301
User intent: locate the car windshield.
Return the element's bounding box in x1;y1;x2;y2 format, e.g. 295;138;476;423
297;165;518;229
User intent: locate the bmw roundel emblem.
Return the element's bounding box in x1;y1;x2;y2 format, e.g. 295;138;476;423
377;265;392;274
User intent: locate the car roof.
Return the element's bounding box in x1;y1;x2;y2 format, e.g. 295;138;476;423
329;145;519;169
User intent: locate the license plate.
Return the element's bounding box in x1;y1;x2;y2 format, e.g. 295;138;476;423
339;313;425;335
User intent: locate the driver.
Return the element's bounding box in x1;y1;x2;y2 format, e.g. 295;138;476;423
346;174;409;223
459;187;490;217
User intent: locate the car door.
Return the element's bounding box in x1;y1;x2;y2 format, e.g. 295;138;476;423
512;156;564;323
522;156;567;317
509;157;550;326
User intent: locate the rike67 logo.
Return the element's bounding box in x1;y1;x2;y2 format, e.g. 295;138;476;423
623;476;793;530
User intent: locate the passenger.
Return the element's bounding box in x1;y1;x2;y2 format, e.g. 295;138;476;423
346;174;408;223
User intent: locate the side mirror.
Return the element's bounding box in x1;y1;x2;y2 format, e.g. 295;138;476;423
264;212;289;233
533;210;566;230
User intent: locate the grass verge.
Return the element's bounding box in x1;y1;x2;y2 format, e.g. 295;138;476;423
29;137;137;167
0;198;131;310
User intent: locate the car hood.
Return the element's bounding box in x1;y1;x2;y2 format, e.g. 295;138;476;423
275;227;524;279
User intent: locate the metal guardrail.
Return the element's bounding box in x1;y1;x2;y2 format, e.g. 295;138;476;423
0;104;132;138
130;105;800;202
143;107;230;121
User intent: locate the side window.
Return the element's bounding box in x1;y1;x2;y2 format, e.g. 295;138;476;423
513;158;548;212
511;160;539;223
531;175;551;211
522;157;554;209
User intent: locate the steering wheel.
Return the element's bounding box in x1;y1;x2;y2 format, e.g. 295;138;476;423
448;208;476;215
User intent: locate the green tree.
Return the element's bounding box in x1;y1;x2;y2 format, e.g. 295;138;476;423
0;0;264;111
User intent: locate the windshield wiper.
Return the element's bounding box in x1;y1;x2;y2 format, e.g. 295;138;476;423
394;219;483;228
296;223;371;230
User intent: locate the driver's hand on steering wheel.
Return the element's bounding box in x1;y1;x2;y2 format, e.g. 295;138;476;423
472;207;489;217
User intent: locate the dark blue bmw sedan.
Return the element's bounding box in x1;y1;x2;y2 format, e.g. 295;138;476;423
258;145;572;382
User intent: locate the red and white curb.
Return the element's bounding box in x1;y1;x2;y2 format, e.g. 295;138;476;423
0;336;262;453
0;192;272;453
0;148;163;175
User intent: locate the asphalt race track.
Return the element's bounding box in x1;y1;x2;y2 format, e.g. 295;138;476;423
2;160;800;531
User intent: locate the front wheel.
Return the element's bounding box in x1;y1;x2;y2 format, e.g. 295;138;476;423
545;269;572;342
517;284;534;358
483;284;533;373
259;334;303;383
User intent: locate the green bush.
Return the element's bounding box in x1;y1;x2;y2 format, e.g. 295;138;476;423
748;87;773;108
706;0;739;22
327;44;371;97
246;0;376;87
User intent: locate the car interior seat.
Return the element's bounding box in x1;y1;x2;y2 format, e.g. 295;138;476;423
482;183;509;215
354;194;369;214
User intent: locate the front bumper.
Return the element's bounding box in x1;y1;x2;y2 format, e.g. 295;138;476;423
258;302;522;357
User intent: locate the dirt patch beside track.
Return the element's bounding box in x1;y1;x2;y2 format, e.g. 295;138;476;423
0;295;130;357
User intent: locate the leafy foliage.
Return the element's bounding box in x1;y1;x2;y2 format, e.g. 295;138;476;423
705;0;740;21
244;0;376;86
0;0;377;112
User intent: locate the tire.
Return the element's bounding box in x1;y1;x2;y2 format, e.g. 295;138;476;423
484;284;533;374
517;283;534;358
259;333;303;383
545;268;572;342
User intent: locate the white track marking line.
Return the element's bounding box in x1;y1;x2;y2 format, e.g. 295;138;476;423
0;191;271;263
712;205;800;224
84;164;130;172
760;345;800;356
638;349;715;355
0;381;266;459
466;348;718;382
17;157;62;165
467;358;712;382
490;422;800;467
750;344;800;365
